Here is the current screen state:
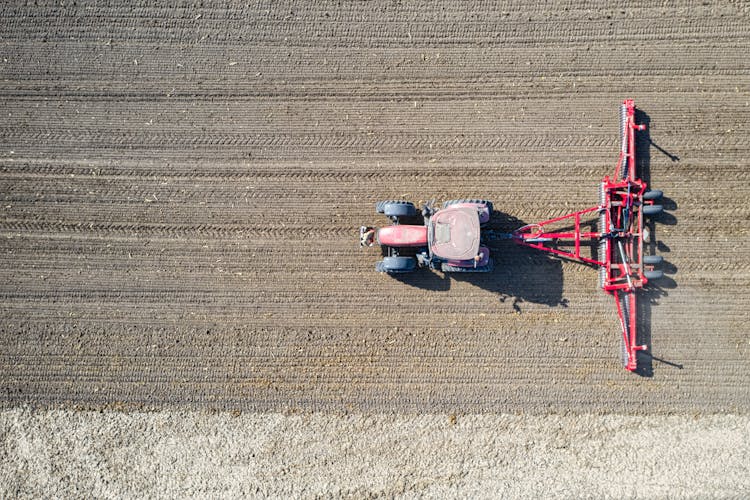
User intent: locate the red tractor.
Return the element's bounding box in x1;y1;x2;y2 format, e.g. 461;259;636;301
360;199;494;273
360;100;666;371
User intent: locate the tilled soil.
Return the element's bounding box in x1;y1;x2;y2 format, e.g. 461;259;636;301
1;1;749;413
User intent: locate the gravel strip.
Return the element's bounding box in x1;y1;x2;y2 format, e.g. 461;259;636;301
1;409;748;498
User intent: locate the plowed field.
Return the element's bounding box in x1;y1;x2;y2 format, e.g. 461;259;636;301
1;1;749;413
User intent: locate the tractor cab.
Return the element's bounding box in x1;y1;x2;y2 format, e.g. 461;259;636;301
428;206;480;261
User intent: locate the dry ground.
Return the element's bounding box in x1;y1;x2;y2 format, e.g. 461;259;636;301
2;409;749;498
1;1;749;413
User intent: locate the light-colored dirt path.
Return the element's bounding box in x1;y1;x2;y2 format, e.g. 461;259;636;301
2;409;749;498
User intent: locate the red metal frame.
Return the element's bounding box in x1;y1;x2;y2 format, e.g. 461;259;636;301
512;100;655;371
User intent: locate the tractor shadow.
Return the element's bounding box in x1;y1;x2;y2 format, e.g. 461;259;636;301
391;210;567;309
634;108;681;377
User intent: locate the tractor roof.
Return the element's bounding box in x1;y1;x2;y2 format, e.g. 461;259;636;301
429;207;480;261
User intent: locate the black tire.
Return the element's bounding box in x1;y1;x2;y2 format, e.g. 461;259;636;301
443;199;494;215
643;255;663;265
441;260;494;273
643;189;663;200
642;204;663;216
643;269;664;280
376;200;416;217
376;256;416;274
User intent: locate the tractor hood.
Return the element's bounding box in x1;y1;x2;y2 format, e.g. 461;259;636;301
429;207;480;260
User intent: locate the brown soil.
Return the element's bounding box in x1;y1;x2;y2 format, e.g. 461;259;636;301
1;1;749;413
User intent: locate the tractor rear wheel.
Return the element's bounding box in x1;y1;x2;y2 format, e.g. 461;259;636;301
441;261;493;273
443;199;494;214
376;256;416;274
376;200;416;217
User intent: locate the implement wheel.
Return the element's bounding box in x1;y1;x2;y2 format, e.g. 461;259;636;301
643;189;663;200
643;255;663;265
642;204;663;216
644;269;664;281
